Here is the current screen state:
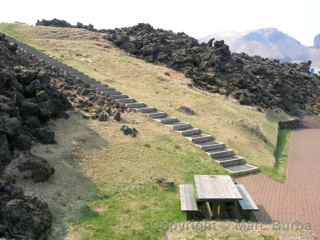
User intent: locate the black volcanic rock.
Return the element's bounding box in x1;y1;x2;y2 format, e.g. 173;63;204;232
0;134;11;167
36;19;96;32
4;153;55;183
0;33;124;170
104;23;320;114
36;18;72;28
0;36;70;171
0;181;52;239
1;27;127;239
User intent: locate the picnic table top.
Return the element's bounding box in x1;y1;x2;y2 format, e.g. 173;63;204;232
194;175;242;201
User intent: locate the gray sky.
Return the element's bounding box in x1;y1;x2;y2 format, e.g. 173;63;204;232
1;0;318;46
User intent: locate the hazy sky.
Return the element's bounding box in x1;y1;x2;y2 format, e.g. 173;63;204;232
1;0;318;46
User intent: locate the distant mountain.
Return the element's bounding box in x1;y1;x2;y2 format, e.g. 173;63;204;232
314;34;320;48
200;28;320;68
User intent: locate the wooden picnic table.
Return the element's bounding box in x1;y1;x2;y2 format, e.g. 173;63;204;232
194;175;242;201
179;175;259;220
194;175;242;218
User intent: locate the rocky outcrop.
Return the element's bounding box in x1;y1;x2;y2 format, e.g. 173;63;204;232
0;33;64;239
0;35;66;169
314;34;320;48
0;31;128;239
103;23;320;115
0;34;69;172
0;180;52;239
36;18;72;28
36;18;96;31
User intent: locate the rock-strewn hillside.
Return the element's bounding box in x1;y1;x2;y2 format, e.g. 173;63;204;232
0;33;58;240
0;31;126;239
104;24;320;114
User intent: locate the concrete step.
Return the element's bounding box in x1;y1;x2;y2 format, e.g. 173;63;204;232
180;128;201;137
157;117;179;124
172;123;193;131
136;107;157;113
112;94;129;100
103;88;116;92
106;91;122;96
208;149;235;159
149;112;168;119
116;98;136;104
215;156;245;167
198;142;226;152
189;134;215;144
225;164;259;176
126;102;146;109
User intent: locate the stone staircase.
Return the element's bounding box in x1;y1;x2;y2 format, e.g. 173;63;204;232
101;86;259;176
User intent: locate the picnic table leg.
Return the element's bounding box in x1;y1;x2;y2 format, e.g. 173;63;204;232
205;202;213;219
220;202;226;218
210;202;217;219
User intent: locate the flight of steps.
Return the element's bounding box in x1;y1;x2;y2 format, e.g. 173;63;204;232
103;86;259;176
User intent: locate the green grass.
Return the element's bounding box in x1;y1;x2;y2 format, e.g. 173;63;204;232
261;128;291;182
74;184;185;240
65;113;226;240
71;135;226;239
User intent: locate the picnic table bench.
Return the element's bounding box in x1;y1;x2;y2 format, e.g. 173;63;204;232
180;184;198;212
179;184;200;220
179;175;259;221
237;184;259;211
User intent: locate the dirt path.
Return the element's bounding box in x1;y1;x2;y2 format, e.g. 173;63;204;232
239;118;320;238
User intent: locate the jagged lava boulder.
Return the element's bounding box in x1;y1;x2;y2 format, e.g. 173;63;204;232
0;181;52;240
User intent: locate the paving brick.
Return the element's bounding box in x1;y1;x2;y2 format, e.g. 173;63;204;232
239;129;320;238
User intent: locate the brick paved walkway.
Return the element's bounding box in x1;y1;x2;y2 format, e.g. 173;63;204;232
239;119;320;238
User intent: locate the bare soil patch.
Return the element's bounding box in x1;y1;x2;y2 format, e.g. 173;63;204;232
15;112;101;239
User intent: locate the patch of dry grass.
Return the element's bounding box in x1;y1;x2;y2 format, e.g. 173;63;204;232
75;112;226;190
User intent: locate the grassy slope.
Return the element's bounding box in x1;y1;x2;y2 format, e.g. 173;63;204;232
0;24;291;240
0;23;282;169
